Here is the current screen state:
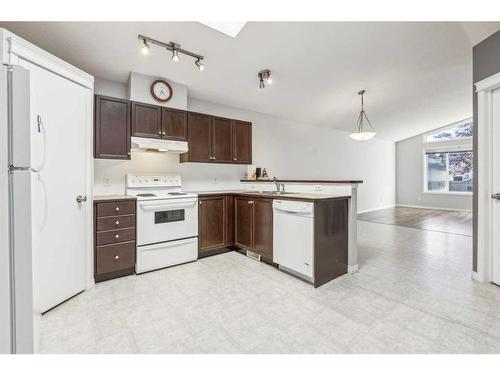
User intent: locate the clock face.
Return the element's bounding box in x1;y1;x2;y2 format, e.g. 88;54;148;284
150;80;173;103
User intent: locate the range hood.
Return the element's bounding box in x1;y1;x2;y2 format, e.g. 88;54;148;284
131;137;188;154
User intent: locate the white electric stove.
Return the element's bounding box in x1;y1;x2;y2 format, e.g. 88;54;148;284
126;174;198;274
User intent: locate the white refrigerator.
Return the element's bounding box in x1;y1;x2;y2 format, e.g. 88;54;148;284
0;64;34;354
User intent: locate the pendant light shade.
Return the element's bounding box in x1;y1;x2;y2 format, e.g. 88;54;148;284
350;90;376;141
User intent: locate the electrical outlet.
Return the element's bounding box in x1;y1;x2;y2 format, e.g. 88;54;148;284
314;185;322;192
104;177;111;186
214;177;218;185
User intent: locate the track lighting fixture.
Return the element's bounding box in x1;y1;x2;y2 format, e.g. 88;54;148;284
195;58;205;71
350;90;376;141
141;39;150;55
258;69;272;89
138;35;205;71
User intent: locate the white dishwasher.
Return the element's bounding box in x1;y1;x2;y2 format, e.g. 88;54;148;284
273;200;314;281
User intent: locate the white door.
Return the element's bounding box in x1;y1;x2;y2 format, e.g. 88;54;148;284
19;59;90;313
492;88;500;286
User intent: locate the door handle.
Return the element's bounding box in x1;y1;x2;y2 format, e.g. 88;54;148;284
492;193;500;200
76;195;87;203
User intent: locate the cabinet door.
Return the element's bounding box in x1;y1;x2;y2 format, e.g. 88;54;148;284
232;120;252;164
225;195;234;246
94;95;130;159
211;116;233;163
184;112;211;162
131;102;162;139
253;198;273;259
235;197;253;249
162;108;187;141
199;196;226;253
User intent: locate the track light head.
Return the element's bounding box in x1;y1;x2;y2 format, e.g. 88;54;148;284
195;58;205;71
141;39;150;55
172;49;180;62
258;69;272;89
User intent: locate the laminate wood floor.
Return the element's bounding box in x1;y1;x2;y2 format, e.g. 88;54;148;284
358;207;472;237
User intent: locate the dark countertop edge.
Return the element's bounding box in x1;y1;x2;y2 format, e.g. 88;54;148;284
93;195;137;202
240;179;363;184
196;191;351;202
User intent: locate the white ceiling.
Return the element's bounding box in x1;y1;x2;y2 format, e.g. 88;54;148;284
1;21;499;141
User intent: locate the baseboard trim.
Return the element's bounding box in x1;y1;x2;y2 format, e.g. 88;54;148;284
357;205;395;214
396;204;472;213
347;264;359;274
472;271;485;283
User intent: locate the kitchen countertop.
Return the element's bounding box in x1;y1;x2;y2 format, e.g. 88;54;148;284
192;190;350;202
93;195;137;202
240;179;363;184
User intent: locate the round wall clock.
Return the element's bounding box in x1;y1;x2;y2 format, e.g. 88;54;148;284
150;79;173;103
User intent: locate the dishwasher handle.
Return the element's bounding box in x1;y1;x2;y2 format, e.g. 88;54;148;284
273;200;314;216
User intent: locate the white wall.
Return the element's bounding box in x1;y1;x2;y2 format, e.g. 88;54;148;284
93;78;396;212
396;134;472;211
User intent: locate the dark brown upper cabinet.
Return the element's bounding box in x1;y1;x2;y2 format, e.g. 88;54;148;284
161;107;187;141
181;113;252;164
131;101;162;139
232;120;252;164
94;95;131;160
181;112;211;162
211;116;233;163
234;196;273;259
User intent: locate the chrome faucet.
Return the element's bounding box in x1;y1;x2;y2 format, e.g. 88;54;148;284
273;177;285;193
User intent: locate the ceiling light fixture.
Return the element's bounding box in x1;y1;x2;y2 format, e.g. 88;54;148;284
195;58;205;71
141;39;150;55
171;49;180;63
138;35;205;71
258;69;272;89
350;90;376;141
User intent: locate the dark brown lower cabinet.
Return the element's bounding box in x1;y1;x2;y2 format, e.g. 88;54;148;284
252;199;273;260
198;195;235;257
94;198;136;282
234;196;254;249
234;196;273;259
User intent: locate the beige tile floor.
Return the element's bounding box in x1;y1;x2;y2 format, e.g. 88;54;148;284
37;221;500;353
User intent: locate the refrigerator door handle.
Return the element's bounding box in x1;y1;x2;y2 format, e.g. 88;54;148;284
8;165;40;173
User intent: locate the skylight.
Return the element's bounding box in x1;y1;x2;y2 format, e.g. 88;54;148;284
199;22;247;38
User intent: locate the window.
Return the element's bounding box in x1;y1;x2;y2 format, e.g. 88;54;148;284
425;119;473;143
425;151;473;193
423;119;473;194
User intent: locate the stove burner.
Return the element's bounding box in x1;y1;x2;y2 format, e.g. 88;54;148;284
136;193;156;197
168;192;188;196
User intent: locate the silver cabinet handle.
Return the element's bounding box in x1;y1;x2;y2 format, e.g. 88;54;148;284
76;195;87;203
492;193;500;200
115;234;119;239
158;131;162;135
114;255;120;260
234;158;237;161
163;131;166;135
199;201;202;205
115;207;120;212
115;220;120;225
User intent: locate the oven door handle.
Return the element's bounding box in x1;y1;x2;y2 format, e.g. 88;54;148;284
138;199;197;211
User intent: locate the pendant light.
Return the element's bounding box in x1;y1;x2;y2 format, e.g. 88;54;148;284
350;90;376;141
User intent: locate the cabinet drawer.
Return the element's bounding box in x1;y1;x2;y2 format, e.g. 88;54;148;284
97;215;135;231
96;241;135;275
96;227;135;246
96;201;136;217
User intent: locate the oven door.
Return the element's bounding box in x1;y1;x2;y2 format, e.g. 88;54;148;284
137;198;198;246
